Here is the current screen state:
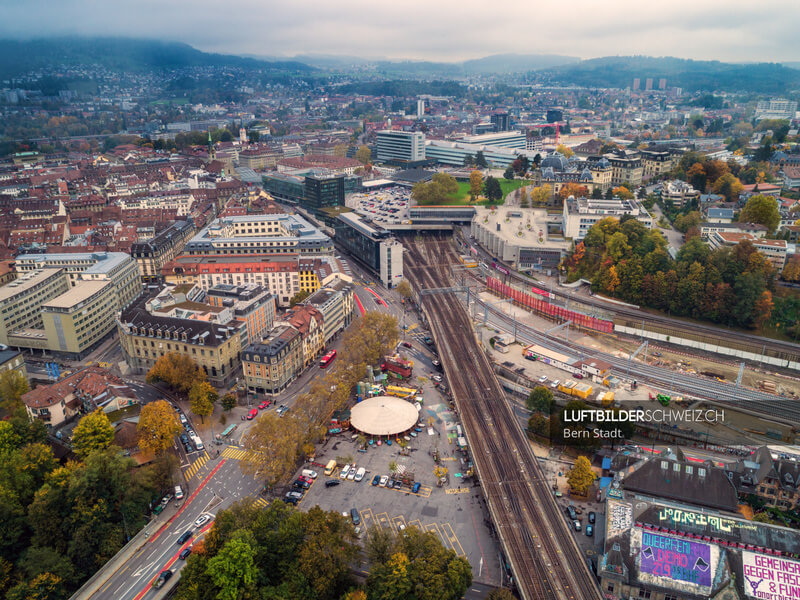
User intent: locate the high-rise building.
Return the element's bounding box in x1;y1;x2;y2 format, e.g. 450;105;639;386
303;171;345;215
376;130;425;163
546;109;563;123
645;78;653;91
632;78;641;91
335;213;403;288
658;78;667;90
416;99;425;118
755;98;798;121
490;112;510;132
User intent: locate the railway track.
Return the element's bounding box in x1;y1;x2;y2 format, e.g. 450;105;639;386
404;237;601;600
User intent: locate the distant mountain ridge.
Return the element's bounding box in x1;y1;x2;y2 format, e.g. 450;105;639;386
0;37;314;79
543;56;800;93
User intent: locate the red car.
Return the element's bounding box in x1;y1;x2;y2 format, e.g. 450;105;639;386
258;400;270;409
247;408;258;420
298;475;313;484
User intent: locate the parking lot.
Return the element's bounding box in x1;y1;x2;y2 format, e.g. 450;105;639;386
347;185;411;224
286;339;504;586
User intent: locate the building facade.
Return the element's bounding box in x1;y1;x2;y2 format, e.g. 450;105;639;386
131;220;195;282
335;212;403;288
305;278;355;345
562;197;654;240
303;172;345;215
376;130;425;163
242;326;303;395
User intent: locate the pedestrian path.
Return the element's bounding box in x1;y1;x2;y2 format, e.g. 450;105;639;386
183;451;210;479
221;446;254;461
251;497;270;508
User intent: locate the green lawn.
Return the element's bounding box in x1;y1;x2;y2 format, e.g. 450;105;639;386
446;179;533;205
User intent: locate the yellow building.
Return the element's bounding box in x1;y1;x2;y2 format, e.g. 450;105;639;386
41;280;118;355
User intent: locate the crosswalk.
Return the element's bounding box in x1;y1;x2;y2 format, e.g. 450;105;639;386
221;446;253;461
183;451;210;479
251;497;270;509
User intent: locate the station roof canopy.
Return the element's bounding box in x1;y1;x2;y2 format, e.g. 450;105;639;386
350;396;418;436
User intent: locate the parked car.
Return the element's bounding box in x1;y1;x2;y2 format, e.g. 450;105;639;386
246;408;258;420
347;467;357;480
293;479;310;489
339;464;351;479
350;508;360;525
301;469;318;479
550;380;560;389
194;514;211;528
588;511;596;524
538;375;548;383
285;491;303;501
298;475;314;484
325;480;340;488
412;482;421;494
371;475;381;486
566;505;577;520
174;485;184;500
573;520;582;532
379;475;389;487
179;548;192;560
431;374;443;382
585;525;594;537
258;400;270;409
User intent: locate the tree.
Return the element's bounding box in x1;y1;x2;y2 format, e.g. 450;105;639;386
221;393;237;412
518;187;529;208
555;144;574;158
205;533;257;600
356;145;371;165
673;211;702;234
739;194;781;233
71;409;115;457
484;176;503;202
462;154;475;167
530;186;549;205
396;280;413;301
526;386;554;413
0;370;29;412
242;412;302;484
527;413;549;438
487;589;515;600
753;290;774;329
146;353;206;394
333;144;348;158
475;150;488;168
290;289;310;306
713;172;744;202
431;172;458;195
612;186;634;200
503;166;515;180
137;400;180;456
566;456;594;496
189;381;218;424
469;170;483;201
558;182;589;200
782;255;800;282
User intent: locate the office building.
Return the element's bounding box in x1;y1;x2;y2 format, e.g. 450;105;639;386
546;109;563;123
335;212;403;288
131;220;195;282
262;172;305;203
755;98;798;121
242;325;303;395
461;131;526;149
303;171;345;215
562;197;654;240
416;99;425;118
425;139;529;168
490;112;510;132
376;130;425;163
0;269;72;345
182;214;334;257
14;252;142;309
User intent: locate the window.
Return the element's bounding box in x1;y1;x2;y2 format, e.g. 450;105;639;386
606;583;614;593
637;590;651;599
685;465;693;475
664;595;678;600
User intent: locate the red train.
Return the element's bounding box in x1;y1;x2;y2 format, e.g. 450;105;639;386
486;277;613;334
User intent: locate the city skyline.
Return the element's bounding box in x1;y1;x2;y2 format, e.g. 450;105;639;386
1;0;799;64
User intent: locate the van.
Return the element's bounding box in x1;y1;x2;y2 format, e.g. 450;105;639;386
302;469;318;479
191;435;204;451
174;485;184;500
324;460;337;476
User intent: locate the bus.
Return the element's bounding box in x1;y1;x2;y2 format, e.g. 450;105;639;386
320;350;337;368
221;424;237;438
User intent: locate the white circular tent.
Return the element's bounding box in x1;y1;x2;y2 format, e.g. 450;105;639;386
350;396;418;437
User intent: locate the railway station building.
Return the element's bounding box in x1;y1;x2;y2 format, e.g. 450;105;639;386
600;494;800;600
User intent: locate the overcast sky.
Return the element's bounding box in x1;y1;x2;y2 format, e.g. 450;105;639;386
1;0;798;63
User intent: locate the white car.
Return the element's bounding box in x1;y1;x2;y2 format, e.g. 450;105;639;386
538;375;548;383
348;466;357;480
379;475;389;487
340;464;351;479
194;514;211;528
550;380;560;389
354;467;366;482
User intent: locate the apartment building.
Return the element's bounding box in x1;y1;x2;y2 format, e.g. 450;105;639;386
0;269;71;345
205;284;276;346
118;192;195;217
131;220;195;282
117;300;242;387
278;305;324;367
608;155;643;188
708;231;787;270
640;149;675;181
305;278;355;345
242;325;303;395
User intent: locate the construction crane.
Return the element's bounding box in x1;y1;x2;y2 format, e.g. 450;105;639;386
527;122;562;145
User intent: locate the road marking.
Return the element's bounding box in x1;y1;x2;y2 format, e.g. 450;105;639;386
408;518;422;530
360;508;375;534
442;522;466;556
445;488;470;495
252;497;269;508
392;515;407;532
376;511;392;532
184;451;210;479
220;446;254;461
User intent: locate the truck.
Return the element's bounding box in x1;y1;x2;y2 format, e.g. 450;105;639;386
381;355;413;379
558;382;593;399
595;391;615;407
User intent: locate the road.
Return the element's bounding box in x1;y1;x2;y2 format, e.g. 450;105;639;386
89;458;262;600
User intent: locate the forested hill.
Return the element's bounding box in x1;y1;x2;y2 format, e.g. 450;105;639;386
0;38;315;79
542;56;800;93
